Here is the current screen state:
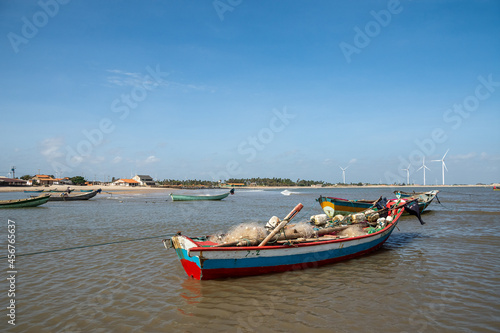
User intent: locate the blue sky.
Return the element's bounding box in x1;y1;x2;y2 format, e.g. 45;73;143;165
1;0;499;184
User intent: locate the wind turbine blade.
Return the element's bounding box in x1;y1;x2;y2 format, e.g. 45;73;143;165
443;161;448;171
443;149;449;160
430;159;441;162
345;166;349;170
424;165;431;170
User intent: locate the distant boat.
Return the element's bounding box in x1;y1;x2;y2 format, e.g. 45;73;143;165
79;189;93;192
23;190;44;193
170;189;234;201
0;194;50;208
494;186;500;191
47;189;101;201
317;190;439;216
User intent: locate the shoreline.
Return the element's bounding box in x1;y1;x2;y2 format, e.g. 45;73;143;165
0;184;496;193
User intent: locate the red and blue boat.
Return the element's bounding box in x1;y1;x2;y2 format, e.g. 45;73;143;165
164;199;420;280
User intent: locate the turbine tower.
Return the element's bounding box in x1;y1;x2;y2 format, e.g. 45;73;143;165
432;149;449;185
402;164;410;185
416;157;430;185
339;166;348;184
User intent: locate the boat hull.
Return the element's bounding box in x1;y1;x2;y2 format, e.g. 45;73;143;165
169;206;403;280
170;192;231;201
0;195;50;208
318;191;437;216
47;190;100;201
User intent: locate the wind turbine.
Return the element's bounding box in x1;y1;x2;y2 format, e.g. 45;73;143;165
416;157;431;185
339;166;348;184
432;149;449;185
402;164;410;185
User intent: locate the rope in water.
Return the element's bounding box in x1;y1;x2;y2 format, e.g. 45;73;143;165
0;233;174;259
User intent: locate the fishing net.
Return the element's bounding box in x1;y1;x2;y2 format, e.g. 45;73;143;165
337;225;366;238
210;222;267;244
286;222;315;239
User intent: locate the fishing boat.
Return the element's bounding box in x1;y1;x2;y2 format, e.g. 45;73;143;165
23;190;44;193
164;199;422;280
47;189;101;201
170;188;234;201
394;190;440;208
0;194;50;208
494;186;500;191
317;190;439;217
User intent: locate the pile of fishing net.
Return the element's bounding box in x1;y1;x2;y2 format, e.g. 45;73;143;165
208;221;315;245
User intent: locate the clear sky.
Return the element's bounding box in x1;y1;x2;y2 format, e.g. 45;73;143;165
1;0;499;185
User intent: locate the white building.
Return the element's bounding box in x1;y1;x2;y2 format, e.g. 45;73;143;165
132;175;156;186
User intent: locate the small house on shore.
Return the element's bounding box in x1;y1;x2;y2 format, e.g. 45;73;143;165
112;179;140;186
132;175;156;186
0;177;27;186
32;175;56;186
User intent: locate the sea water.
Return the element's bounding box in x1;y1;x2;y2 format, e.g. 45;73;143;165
0;187;499;332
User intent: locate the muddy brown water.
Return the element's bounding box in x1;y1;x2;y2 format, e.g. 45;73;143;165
1;187;498;332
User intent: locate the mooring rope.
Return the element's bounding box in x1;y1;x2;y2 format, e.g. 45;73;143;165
0;233;174;259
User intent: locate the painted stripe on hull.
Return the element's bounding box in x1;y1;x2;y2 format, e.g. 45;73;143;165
197;240;388;280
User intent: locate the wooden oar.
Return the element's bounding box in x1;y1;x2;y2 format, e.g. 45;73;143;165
258;203;303;247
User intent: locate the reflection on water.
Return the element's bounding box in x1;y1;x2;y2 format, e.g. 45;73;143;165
0;187;499;332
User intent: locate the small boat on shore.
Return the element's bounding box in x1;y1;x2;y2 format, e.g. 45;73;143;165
23;190;44;193
47;189;101;201
317;190;439;217
164;199;422;280
170;188;234;201
0;194;50;208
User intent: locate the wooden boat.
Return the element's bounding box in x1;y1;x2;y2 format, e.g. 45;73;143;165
0;194;50;208
317;190;439;217
494;186;500;191
164;200;421;280
394;190;440;209
47;189;101;201
170;188;234;201
23;190;44;193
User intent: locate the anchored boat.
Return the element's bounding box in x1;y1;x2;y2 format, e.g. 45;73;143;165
170;188;234;201
47;189;101;201
318;190;439;217
164;199;422;280
0;194;50;208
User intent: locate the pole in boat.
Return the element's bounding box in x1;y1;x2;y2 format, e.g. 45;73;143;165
258;203;304;247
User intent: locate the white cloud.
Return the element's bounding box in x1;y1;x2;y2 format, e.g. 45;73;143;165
452;152;477;160
349;158;357;164
112;156;123;164
40;137;64;160
143;155;159;164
